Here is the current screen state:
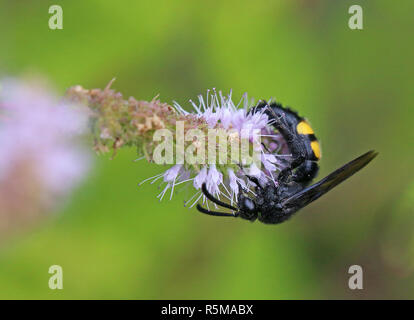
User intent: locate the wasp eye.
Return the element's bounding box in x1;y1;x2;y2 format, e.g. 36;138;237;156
243;198;256;212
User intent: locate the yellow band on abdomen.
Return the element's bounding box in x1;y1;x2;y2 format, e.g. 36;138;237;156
296;121;314;135
311;141;321;159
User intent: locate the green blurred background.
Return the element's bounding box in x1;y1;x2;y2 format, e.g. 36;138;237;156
0;0;413;299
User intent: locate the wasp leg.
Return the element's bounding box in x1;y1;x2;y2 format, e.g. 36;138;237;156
201;183;238;211
291;160;319;184
245;175;262;188
267;108;308;167
278;168;293;183
196;204;238;217
261;142;271;153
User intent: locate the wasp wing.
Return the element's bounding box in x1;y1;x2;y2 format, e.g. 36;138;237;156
281;150;378;210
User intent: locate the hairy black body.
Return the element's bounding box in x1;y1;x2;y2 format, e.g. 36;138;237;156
254;100;320;185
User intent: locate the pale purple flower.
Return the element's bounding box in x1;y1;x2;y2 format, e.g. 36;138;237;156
193;167;208;189
163;164;182;182
262;153;277;172
0;79;90;220
141;89;290;209
248;163;262;178
228;168;247;203
206;165;223;196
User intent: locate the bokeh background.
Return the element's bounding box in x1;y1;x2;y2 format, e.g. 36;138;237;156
0;0;413;299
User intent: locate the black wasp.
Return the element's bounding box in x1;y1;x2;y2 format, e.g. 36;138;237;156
196;101;377;224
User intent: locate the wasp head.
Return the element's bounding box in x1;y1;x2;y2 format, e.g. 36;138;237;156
237;193;258;222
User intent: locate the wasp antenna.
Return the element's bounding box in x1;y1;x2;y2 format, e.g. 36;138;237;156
201;183;238;211
196;204;238;218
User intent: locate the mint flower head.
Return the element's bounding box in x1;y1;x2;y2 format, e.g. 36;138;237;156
159;90;290;208
66;83;290;209
0;79;90;233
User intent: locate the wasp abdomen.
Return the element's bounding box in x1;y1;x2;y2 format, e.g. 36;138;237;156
255;101;321;184
296;120;321;161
